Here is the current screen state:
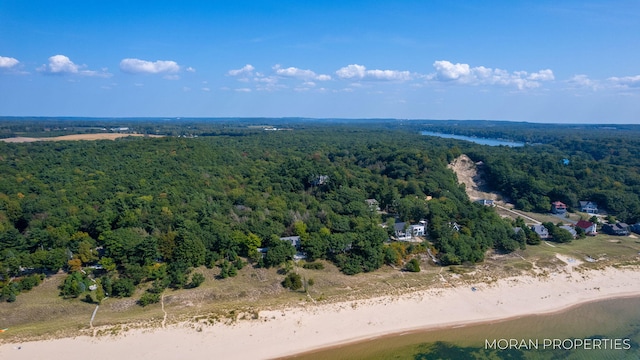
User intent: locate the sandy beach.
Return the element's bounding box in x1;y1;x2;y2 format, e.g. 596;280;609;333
2;265;640;359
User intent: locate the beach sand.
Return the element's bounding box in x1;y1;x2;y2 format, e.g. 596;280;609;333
2;266;640;360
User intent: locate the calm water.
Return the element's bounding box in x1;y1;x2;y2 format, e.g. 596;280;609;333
421;131;525;147
284;296;640;360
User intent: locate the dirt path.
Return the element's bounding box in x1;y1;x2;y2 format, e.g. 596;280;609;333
495;205;541;224
161;294;167;328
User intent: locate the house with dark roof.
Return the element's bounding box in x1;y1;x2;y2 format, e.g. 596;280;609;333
631;223;640;235
603;223;630;236
579;201;598;214
551;201;567;214
575;220;597;235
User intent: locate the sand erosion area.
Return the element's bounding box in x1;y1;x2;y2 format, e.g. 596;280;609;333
1;133;163;142
1;265;640;360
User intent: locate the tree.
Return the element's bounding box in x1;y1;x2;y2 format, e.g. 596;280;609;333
60;271;86;298
77;239;98;264
264;238;296;268
111;278;135;297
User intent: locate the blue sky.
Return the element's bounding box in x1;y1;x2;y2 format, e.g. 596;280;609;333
1;1;639;123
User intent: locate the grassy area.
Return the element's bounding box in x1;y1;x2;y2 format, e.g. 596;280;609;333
2;235;639;343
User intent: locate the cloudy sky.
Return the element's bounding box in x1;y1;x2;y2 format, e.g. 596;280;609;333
1;1;639;123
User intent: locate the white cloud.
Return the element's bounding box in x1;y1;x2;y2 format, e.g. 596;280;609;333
366;69;412;81
120;58;180;74
235;88;252;92
186;67;196;73
228;64;255;76
608;75;640;88
201;87;211;92
254;76;278;84
336;64;367;79
274;65;332;81
38;55;110;77
336;64;412;81
430;60;554;90
0;56;19;68
528;69;555;81
432;61;471;81
566;74;598;90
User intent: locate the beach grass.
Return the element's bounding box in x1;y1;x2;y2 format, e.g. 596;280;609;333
2;233;640;344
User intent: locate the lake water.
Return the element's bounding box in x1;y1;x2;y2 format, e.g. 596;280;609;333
285;296;640;360
421;131;525;147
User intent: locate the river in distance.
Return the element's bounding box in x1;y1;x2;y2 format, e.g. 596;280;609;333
284;296;640;360
421;131;525;147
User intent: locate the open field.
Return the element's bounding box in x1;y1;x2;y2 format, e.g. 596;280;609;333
1;133;163;142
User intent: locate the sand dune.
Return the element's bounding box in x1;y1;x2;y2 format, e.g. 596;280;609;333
2;266;640;360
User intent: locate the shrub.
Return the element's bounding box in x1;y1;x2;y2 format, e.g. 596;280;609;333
282;272;302;290
138;292;160;307
404;258;421;272
189;273;205;288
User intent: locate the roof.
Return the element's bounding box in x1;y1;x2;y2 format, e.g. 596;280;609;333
551;201;567;207
576;220;595;229
394;222;407;231
579;201;597;207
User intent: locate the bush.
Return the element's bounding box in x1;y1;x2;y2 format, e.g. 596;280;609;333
282;272;302;290
188;273;205;288
404;258;421;272
138;292;160;307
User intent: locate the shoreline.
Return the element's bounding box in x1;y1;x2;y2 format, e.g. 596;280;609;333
288;292;640;359
2;266;640;359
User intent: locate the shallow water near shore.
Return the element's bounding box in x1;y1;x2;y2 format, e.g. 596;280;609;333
285;296;640;360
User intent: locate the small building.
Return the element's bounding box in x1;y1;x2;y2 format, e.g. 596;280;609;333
575;220;597;235
280;236;301;250
630;223;640;235
475;199;495;207
551;201;567;214
579;201;598;214
531;224;551;239
394;221;426;241
365;199;381;211
603;223;630;236
411;221;427;237
311;175;329;186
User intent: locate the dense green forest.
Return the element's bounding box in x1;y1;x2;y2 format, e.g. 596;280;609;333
1;119;639;304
